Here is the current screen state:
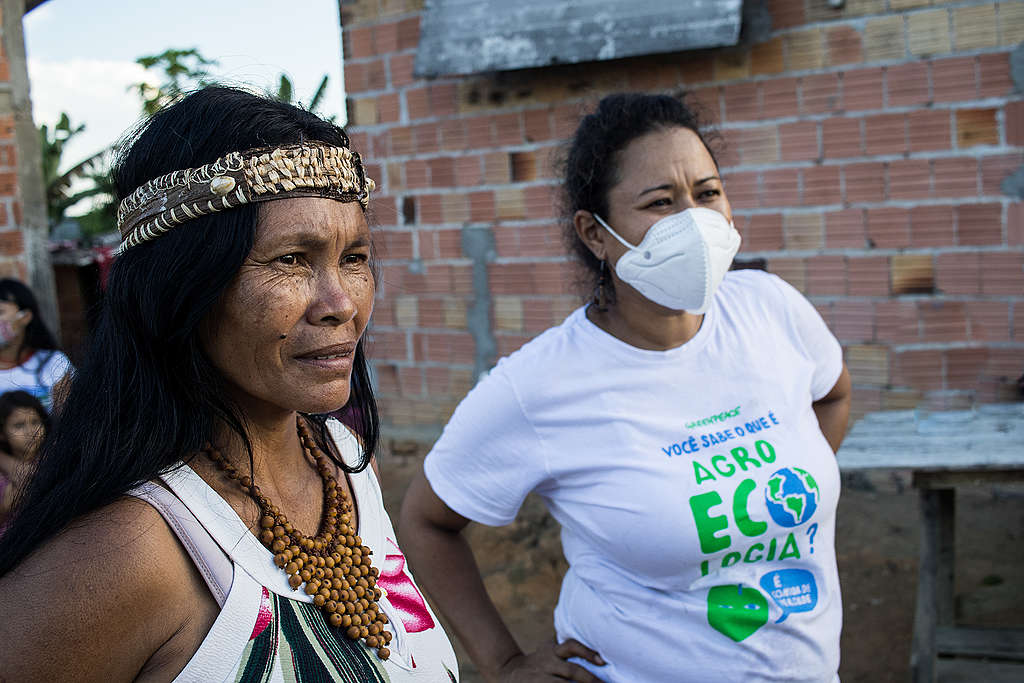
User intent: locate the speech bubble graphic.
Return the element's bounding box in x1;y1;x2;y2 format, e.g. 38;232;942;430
707;584;770;642
760;569;818;623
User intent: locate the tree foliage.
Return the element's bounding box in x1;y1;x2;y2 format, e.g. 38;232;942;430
132;48;219;116
40;113;111;230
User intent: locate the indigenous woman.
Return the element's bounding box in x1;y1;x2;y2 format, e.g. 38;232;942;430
401;93;851;683
0;87;458;682
0;278;72;411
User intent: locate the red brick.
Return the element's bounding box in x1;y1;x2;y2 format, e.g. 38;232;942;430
977;52;1013;98
968;301;1011;342
377;92;399;123
945;348;989;390
909;205;955;247
801;165;842;206
738;212;784;251
516;224;566;258
374;363;400;396
373;20;399;55
888;159;932;200
723;81;761;122
736;125;780;165
524;185;556;221
768;0;805;29
874;301;920;344
842;68;884;111
523;108;554;143
932;157;979;198
532;262;575;295
935;252;981;294
390;54;415;88
691;86;721;122
413;332;475;365
980;252;1024;295
864;113;907;155
832;301;874;342
723;171;759;210
825;209;867;248
986;348;1024;381
1007;102;1024;147
396;16;421;51
406;87;430;121
760;78;801;119
931;56;977;103
377;230;414;261
919;301;968;342
956;108;998;148
806;255;847;295
344;26;374;59
761;168;800;207
396;365;424;397
800;73;841;115
908;110;952;152
416;194;442;225
0;229;22;256
439;119;467;151
453;156;483;187
980;152;1024;196
956;203;1003;245
768;257;807;291
461;117;488;149
369;330;409;362
867;208;911;248
405;159;429;189
412;123;438;155
779;122;820;162
493;112;522;146
1010;202;1023;246
844;162;885;204
827;25;863;66
886;62;929;107
847;256;890;296
892;350;944;391
823;118;863;159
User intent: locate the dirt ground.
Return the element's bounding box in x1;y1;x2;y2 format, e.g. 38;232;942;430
382;457;1024;682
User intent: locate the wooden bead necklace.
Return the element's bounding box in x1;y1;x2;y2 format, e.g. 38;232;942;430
202;416;392;660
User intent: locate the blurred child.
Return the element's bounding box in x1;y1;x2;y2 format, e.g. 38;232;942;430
0;391;49;526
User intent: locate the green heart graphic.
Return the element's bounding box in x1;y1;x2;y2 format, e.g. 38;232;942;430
707;584;770;642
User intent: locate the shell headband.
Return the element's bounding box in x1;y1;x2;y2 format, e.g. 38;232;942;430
116;142;375;252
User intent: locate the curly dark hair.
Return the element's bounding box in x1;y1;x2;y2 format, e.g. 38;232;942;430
557;92;721;300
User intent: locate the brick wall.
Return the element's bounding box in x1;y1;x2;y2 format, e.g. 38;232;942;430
1;0;56;327
341;0;1024;446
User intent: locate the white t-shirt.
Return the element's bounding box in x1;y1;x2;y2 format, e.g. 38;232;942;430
0;350;71;411
424;270;844;683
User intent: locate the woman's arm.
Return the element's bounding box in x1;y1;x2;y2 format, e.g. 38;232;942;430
0;498;208;681
812;364;852;453
400;470;604;683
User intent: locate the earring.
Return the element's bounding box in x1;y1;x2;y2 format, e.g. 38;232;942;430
592;260;608;312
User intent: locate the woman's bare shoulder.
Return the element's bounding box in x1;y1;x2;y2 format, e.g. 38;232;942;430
0;496;200;681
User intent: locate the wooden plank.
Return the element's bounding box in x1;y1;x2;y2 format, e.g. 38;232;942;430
414;0;742;77
936;489;955;626
911;488;942;683
936;626;1024;660
936;658;1024;682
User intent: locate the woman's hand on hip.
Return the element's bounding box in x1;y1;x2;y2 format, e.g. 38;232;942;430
494;638;606;682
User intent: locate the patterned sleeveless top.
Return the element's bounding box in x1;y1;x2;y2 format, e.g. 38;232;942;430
129;419;459;682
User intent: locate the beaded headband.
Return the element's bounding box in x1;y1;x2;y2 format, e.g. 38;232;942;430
115;142;375;252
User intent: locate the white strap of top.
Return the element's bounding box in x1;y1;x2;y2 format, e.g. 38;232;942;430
127;481;233;608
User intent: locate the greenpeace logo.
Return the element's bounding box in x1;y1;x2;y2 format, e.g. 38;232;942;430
686;406;741;429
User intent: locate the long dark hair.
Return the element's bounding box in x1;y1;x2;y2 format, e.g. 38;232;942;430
0;278;61;382
0;86;380;576
558;92;720;300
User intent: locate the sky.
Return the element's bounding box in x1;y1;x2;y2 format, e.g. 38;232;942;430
25;0;346;176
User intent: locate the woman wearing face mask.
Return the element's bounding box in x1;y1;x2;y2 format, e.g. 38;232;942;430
0;279;71;412
401;93;851;683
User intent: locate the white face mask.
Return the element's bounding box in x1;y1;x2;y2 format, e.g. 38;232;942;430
593;207;741;313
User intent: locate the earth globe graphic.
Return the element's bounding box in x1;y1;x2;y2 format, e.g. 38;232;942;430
764;467;819;527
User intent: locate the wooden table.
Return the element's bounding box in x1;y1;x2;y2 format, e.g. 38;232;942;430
836;404;1024;683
